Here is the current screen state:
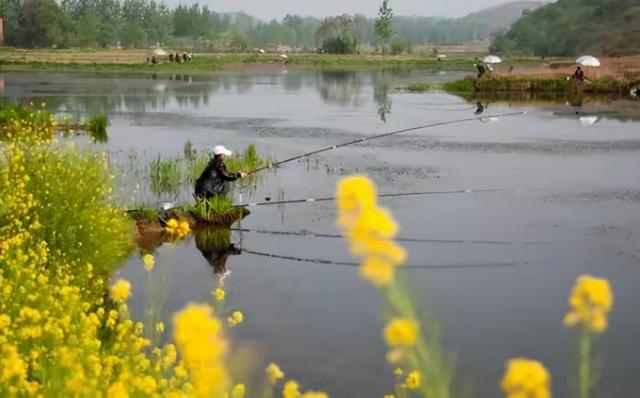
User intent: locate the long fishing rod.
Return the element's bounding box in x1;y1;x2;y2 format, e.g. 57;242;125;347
242;248;518;270
233;187;534;207
248;110;527;174
230;227;554;246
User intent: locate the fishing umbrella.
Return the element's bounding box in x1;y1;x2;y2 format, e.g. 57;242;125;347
153;48;168;56
576;55;600;67
482;55;503;64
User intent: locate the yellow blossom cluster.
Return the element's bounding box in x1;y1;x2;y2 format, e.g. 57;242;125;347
143;253;155;271
563;275;613;334
336;175;406;287
266;362;285;384
501;358;551;398
165;218;191;239
227;311;244;326
384;318;419;347
0;122;188;396
173;304;229;397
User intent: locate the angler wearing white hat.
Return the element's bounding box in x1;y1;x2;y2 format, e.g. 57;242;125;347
194;145;248;199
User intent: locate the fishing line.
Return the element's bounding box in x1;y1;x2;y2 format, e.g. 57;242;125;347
248;110;527;174
242;248;518;270
230;227;554;246
234;187;538;207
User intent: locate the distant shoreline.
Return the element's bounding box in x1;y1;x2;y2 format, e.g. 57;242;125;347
0;48;540;72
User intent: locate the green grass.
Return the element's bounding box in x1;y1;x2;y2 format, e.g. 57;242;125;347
0;50;543;72
148;155;184;195
442;78;476;92
188;196;233;222
125;205;159;220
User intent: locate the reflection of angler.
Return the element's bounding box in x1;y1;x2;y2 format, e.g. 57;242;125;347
195;228;242;279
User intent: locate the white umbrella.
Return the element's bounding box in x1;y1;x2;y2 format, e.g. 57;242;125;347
579;115;599;126
153;48;167;56
576;55;600;67
437;54;447;59
482;55;503;64
280;54;288;59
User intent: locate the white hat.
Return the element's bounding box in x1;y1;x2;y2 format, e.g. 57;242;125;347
212;145;232;156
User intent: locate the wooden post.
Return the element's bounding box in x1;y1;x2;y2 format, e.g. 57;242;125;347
0;18;4;45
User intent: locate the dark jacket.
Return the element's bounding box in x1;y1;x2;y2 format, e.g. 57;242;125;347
195;157;240;198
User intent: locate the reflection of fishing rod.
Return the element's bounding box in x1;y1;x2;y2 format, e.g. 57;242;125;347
248;111;527;174
230;227;554;246
234;188;528;207
242;248;518;270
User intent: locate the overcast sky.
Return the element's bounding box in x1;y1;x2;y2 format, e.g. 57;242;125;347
166;0;524;20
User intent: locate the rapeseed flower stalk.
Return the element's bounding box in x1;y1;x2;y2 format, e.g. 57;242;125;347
563;275;613;398
336;175;452;398
500;358;551;398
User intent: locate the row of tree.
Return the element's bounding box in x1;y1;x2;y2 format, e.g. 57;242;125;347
0;0;496;50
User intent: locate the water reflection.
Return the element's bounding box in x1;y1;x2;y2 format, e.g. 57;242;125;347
195;227;242;281
373;72;392;123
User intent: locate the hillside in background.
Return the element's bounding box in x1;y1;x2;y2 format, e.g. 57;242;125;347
462;1;546;34
491;0;640;56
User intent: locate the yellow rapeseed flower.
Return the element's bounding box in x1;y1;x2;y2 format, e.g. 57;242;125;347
384;318;419;347
300;392;329;398
283;380;300;398
107;382;129;398
155;322;165;333
266;362;285;384
228;311;244;326
500;358;551;398
563;275;613;333
213;288;226;301
336;175;377;216
142;254;155;272
360;257;395;287
404;371;421;390
231;383;246;398
110;279;131;304
173;304;229;397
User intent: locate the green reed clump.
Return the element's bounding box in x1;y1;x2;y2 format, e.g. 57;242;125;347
87;114;109;143
189;196;233;221
149;155;184;195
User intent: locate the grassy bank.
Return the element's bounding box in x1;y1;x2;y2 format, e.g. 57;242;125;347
401;75;639;95
0;48;540;72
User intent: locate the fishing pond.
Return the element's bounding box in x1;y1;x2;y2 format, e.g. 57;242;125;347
3;67;640;397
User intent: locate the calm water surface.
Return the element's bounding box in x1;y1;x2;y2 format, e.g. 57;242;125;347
3;68;640;397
